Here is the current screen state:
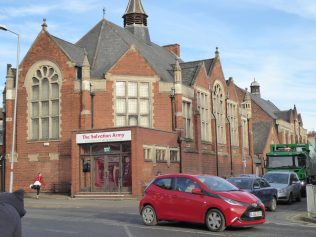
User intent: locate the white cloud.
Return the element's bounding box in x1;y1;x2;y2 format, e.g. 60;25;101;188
244;0;316;19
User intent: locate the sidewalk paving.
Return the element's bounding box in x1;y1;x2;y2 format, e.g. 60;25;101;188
24;193;139;210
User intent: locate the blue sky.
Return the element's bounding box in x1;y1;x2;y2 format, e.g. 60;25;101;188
0;0;315;132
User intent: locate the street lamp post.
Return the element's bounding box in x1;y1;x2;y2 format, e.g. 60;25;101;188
0;25;20;193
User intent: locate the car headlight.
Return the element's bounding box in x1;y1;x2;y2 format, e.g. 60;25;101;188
279;188;287;193
301;181;305;186
222;197;248;206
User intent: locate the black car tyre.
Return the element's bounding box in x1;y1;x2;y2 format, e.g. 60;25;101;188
141;205;157;226
267;197;277;211
287;193;293;204
205;209;226;232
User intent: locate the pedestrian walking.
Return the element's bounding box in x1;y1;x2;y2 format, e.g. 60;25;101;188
30;173;45;199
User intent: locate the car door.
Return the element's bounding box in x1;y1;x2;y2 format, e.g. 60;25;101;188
290;173;301;198
172;177;206;223
151;177;176;220
252;179;265;203
259;178;276;206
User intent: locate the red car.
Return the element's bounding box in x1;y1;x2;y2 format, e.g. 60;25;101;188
139;174;265;232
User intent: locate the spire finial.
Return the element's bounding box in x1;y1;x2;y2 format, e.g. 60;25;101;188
42;18;47;31
215;47;219;57
103;7;106;19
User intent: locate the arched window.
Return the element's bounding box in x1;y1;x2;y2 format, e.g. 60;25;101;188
30;65;60;140
213;83;226;144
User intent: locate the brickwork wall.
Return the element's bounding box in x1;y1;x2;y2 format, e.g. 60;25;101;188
5;31;79;192
5;29;255;195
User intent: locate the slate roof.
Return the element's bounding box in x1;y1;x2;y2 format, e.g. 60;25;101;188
253;121;273;154
124;0;147;15
75;19;178;80
51;35;86;66
275;110;291;122
250;94;280;119
168;59;214;86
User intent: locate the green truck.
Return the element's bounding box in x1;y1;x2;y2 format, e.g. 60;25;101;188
266;144;316;193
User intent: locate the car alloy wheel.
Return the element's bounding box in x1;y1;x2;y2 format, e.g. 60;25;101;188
268;197;277;211
141;205;157;226
205;209;226;232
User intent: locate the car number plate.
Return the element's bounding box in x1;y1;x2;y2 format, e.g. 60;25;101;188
249;211;262;217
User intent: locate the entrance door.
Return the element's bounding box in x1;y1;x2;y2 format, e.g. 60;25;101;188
93;154;131;193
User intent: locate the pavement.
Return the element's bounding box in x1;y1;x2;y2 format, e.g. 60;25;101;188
24;193;316;224
24;193;140;210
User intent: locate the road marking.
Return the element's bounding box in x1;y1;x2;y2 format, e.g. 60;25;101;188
124;225;134;237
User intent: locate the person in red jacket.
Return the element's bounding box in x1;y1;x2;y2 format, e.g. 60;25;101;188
30;173;45;199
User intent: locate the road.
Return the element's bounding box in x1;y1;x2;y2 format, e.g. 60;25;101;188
22;197;316;237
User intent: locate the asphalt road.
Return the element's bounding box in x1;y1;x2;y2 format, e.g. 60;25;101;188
22;197;316;237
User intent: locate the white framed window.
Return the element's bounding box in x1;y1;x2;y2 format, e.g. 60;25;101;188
156;148;166;162
115;81;151;127
213;83;226;144
170;148;180;162
227;101;238;146
197;90;211;142
144;146;153;161
30;65;60;140
182;99;193;139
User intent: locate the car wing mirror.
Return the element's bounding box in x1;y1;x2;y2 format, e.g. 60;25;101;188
253;185;260;189
192;188;202;195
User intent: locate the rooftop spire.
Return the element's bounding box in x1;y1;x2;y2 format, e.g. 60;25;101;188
124;0;147;17
103;7;106;19
123;0;151;43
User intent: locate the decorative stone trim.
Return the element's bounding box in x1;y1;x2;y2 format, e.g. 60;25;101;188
28;154;39;162
49;153;59;161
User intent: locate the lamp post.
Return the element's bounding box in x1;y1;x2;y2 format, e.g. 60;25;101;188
0;25;20;193
170;87;175;131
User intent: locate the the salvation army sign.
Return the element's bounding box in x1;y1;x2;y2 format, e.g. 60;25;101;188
76;131;131;144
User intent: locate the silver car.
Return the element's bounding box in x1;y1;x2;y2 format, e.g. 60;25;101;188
263;171;301;204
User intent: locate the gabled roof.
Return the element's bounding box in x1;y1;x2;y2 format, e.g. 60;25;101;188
168;59;214;86
275;110;291;122
51;35;86;66
250;94;280;119
76;19;178;80
253;121;273;154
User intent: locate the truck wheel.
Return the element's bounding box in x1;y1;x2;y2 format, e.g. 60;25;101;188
296;192;301;202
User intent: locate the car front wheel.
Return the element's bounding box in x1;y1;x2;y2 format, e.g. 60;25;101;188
267;197;277;211
141;205;157;226
205;209;226;232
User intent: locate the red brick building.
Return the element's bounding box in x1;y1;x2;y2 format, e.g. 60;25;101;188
236;80;308;175
4;0;256;197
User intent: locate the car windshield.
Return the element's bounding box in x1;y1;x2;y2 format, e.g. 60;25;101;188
227;178;252;189
197;176;239;192
264;173;289;184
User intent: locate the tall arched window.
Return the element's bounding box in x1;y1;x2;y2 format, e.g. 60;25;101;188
30;65;60;140
213;83;226;144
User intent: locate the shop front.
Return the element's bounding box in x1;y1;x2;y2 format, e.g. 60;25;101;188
76;131;132;194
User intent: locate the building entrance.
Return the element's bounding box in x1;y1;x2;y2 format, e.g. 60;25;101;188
79;141;131;193
94;154;131;192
